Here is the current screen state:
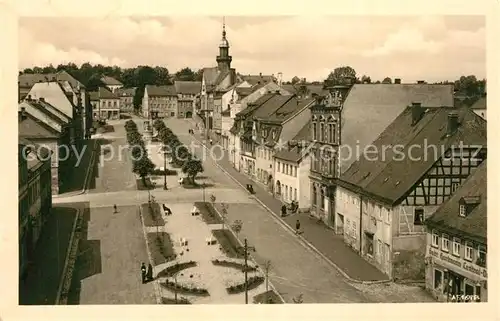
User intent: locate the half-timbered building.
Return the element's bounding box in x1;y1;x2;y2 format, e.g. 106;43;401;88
424;161;487;302
335;105;487;279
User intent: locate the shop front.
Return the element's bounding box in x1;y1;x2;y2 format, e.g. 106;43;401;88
426;247;487;302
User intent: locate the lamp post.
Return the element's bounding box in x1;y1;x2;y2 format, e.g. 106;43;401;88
236;238;255;304
174;271;184;304
163;147;168;190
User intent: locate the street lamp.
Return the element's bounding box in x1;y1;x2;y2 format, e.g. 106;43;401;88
163;146;168;190
173;271;184;304
236;238;255;304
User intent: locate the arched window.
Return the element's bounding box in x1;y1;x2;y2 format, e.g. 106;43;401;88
312;122;317;140
312;185;317;205
320;186;325;210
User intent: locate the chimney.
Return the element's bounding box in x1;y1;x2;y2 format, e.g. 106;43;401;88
277;72;283;87
417;80;425;84
259;72;262;77
447;112;459;137
27;95;32;101
39;97;45;102
411;102;424;125
19;107;27;120
394;78;401;84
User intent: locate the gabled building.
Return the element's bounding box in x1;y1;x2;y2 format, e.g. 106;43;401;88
18;138;52;279
116;87;136;113
25;81;84;145
221;81;288;151
18;105;73;195
229;94;276;172
273;121;312;209
335;106;486;279
19;70;92;140
90;87;121;120
469;96;486;120
174;81;201;118
424;161;487;302
101;75;123;93
309;81;456;226
142;85;177;119
199;20;237;137
254;95;315;191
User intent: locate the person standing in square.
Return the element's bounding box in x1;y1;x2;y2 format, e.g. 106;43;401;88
140;262;147;284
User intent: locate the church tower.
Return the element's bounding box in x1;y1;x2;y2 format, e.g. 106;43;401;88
216;17;232;71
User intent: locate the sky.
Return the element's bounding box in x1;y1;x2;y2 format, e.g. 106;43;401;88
18;15;486;83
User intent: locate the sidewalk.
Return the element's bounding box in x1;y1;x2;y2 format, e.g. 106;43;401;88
19;206;78;305
191;131;389;283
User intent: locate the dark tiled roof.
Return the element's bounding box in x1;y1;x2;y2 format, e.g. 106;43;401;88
230;94;276;135
340;84;455;172
274;121;311;162
37;99;71;123
425;161;487;243
19;71;84;90
174;81;201;95
253;95;292;119
145;85;177;97
469;96;486;110
89;91;99;101
19;113;59;139
266;97;314;122
241;74;274;86
339;106;486;205
116;87;136;97
19;138;51;170
101;75;122;86
202;67;220;86
98;87;119;99
22;101;67;127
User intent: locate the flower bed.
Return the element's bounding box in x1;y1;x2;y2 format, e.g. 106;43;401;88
160;280;209;296
195;202;222;224
140;203;165;227
226;276;265;294
157;261;197;278
136;178;154;190
212;259;257;272
146;232;176;265
212;229;243;258
253;290;284;304
161;297;191;304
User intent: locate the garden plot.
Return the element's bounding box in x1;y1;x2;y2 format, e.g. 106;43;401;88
152;202;267;304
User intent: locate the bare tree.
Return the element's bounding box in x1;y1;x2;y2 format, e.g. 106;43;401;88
220;203;228;229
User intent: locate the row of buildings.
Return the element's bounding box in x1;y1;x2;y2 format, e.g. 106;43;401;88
89;75;202;121
17;71;92;277
195;22;488;301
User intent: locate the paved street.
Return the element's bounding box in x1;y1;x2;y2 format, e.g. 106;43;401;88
165;118;372;303
51;116;430;303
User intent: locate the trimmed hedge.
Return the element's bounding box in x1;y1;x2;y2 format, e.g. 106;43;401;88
160;280;209;296
226;276;265;294
211;259;257;272
157;261;198;278
212;229;243;259
146;232;176;265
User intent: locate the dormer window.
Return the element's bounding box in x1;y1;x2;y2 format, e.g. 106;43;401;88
459;196;481;217
459;205;466;217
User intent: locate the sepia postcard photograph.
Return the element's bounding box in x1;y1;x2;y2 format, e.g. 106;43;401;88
1;0;498;321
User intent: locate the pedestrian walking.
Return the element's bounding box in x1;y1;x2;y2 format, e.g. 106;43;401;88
147;263;153;282
113;204;117;213
140;262;147;284
295;219;301;235
281;204;287;217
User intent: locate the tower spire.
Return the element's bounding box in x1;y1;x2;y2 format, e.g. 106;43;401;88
222;16;226;38
217;16;232;70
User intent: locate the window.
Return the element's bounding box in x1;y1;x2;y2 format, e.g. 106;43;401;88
366;233;374;256
352;221;357;239
477;245;486;267
433;269;443;290
289;186;292;200
277;162;281;172
459;204;466;217
465;242;473;261
312;185;317;206
431;231;439;247
320;188;325;210
293;166;297;177
451;182;460;192
442;234;450;252
294;188;297;200
414;208;424;225
312;123;317;140
346;219;351;236
320;123;324;141
452;237;461;256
